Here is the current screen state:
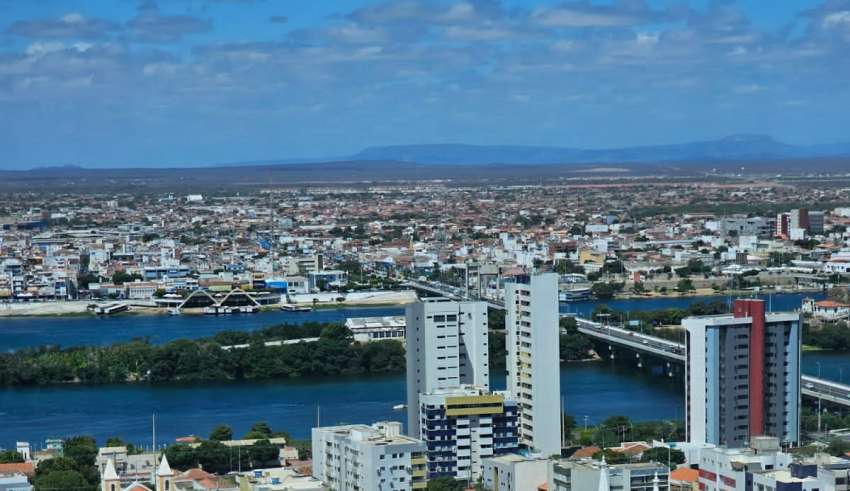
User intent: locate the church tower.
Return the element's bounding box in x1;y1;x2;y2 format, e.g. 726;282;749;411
155;454;173;491
101;458;120;491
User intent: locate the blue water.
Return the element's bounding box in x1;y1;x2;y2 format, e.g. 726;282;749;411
0;306;404;351
0;292;843;449
0;292;824;351
0;364;685;449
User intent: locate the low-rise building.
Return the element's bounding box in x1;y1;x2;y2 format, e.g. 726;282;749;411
548;459;669;491
481;453;549;491
312;421;427;490
697;437;791;491
344;316;406;343
0;473;32;491
237;467;325;490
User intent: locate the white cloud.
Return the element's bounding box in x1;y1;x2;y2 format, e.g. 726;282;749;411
443;25;515;42
823;10;850;28
61;13;86;24
25;42;65;57
532;7;643;28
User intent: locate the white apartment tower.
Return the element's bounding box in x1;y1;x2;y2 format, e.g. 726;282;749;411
405;298;490;437
505;273;562;456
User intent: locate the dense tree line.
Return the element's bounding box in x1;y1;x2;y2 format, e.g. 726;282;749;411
803;322;850;351
0;322;405;386
33;436;99;491
165;422;284;475
488;316;595;366
592;301;729;328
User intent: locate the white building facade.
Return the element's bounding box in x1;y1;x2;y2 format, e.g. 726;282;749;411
312;421;427;491
405;298;490;438
505;273;562;456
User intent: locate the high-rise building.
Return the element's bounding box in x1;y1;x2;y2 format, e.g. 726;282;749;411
684;299;801;447
505;273;562;456
775;212;790;238
417;386;518;481
789;208;810;232
405;298;490;438
312;421;428;491
808;210;825;235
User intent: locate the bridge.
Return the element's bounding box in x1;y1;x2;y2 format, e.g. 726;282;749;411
575;316;850;408
405;279;505;310
406;279;850;408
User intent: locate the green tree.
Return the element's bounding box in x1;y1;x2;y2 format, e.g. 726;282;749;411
111;271;143;285
34;469;90;491
105;437;125;448
209;424;234;442
676;278;695;293
827;438;850;457
244;422;274;440
0;450;23;463
64;436;98;468
592;448;629;464
591;282;621;300
195;440;231;475
165;444;197;470
249;439;281;468
427;476;467;491
560;333;594;361
640;447;686;468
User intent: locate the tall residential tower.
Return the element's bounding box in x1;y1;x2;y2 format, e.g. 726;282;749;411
405;298;490;438
505;273;562;456
684;299;801;447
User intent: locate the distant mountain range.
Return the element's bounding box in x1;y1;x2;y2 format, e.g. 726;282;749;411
6;134;850;171
349;134;850;165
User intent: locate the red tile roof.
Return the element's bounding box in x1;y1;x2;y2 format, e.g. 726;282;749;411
571;446;601;459
671;468;699;483
0;462;35;477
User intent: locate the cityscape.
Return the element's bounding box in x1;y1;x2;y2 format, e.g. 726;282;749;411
2;1;850;491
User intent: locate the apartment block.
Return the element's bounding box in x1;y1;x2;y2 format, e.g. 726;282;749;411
312;421;427;491
684;299;801;447
405;298;490;438
697;437;791;491
505;273;562;456
482;454;549;491
417;386;518;481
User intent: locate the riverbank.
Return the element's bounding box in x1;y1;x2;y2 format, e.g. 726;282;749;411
0;290;418;318
613;286;824;300
0;301;92;317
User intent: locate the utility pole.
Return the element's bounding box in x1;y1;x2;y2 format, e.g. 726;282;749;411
152;413;157;490
817;362;823;434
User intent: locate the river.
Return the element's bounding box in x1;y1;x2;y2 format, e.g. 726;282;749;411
0;292;844;449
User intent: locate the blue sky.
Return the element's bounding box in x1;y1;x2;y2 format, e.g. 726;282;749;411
1;0;849;169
